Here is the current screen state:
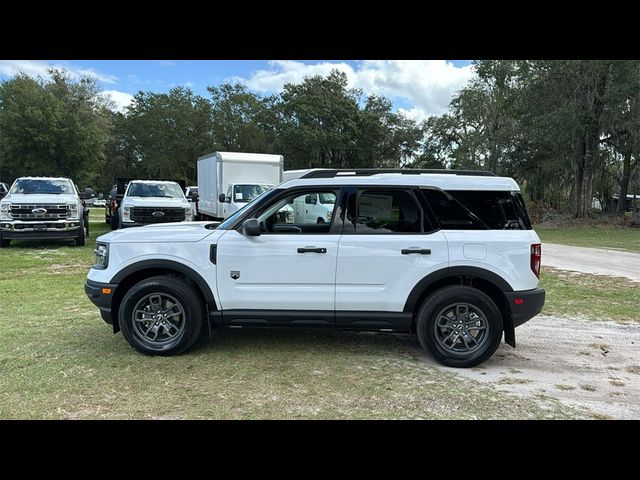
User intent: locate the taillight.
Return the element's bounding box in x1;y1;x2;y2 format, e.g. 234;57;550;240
531;243;541;278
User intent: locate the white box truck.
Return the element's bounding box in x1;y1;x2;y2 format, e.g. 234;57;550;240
197;152;284;220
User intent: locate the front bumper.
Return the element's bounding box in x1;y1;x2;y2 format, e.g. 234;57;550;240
505;287;545;327
1;220;82;239
85;279;118;324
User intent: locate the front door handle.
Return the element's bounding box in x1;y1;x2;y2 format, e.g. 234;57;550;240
297;247;327;254
401;248;431;255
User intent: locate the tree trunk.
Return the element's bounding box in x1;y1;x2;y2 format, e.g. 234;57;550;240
576;62;612;218
573;137;586;215
617;150;632;214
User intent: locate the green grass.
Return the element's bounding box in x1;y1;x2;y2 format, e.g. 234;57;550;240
539;267;640;323
0;211;593;419
535;226;640;253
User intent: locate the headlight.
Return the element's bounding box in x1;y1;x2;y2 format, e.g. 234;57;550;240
0;201;11;220
122;205;132;222
67;203;79;219
93;243;109;269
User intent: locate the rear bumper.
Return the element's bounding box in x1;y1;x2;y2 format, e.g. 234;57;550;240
505;288;545;327
84;279;118;324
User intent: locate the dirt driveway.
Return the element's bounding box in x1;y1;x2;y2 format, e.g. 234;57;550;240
542;243;640;282
429;315;640;419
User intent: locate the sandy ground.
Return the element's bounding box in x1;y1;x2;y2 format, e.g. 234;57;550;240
542;243;640;282
426;315;640;419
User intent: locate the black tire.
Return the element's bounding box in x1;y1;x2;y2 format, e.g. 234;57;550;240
0;233;9;248
416;285;503;368
75;219;86;246
316;217;326;224
84;214;90;238
110;212;119;230
118;275;204;356
105;207;111;224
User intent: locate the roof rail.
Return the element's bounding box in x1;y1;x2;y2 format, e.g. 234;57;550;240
299;169;497;178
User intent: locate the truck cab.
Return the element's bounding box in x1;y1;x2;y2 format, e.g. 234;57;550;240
219;183;274;218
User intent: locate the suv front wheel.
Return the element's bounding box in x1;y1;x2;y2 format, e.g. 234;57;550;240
417;285;503;368
118;275;204;356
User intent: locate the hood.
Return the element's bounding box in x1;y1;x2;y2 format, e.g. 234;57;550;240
122;197;188;208
98;221;223;243
3;193;79;205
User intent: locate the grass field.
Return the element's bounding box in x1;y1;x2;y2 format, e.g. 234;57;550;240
0;211;630;419
535;226;640;253
540;268;639;323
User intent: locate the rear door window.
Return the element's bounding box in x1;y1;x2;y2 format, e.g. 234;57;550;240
348;189;423;234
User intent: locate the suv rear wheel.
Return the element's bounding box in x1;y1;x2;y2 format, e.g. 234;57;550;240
118;275;204;356
416;285;503;368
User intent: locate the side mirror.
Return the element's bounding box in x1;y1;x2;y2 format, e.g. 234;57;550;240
219;193;226;203
242;218;261;236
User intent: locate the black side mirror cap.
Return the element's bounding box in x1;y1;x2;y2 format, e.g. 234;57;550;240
219;194;227;203
242;218;261;236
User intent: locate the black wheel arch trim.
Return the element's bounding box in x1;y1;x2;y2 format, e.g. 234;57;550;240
110;259;216;308
403;266;514;313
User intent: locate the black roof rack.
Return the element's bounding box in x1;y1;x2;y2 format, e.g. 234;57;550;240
299;169;496;179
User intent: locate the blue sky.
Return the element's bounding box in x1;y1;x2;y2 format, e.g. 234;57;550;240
0;60;474;121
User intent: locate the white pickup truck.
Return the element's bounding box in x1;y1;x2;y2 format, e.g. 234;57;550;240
1;176;89;247
118;180;193;228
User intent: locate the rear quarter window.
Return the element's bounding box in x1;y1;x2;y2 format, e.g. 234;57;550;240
447;190;532;230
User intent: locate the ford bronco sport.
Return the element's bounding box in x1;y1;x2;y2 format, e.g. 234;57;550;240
85;169;544;367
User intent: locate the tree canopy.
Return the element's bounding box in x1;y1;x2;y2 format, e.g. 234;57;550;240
1;62;638;217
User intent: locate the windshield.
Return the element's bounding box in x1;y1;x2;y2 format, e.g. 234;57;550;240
233;184;272;203
127;182;185;199
10;178;74;195
319;193;336;204
217;188;277;230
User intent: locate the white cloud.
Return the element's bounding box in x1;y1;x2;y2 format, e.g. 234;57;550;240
0;60;118;84
102;90;134;113
236;60;474;119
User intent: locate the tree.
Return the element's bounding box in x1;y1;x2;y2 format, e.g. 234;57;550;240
0;69;111;187
122;87;214;183
207;83;280;154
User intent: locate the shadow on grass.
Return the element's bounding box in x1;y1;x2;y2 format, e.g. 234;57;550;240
73;321;427;361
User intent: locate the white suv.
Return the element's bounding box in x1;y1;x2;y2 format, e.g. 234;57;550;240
85;169;545;367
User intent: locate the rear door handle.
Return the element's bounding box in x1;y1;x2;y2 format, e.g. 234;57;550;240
297;247;327;254
401;248;431;255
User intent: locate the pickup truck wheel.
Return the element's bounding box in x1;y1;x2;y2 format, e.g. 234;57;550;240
75;219;86;246
416;285;503;368
0;233;9;248
110;213;119;230
118;275;204;356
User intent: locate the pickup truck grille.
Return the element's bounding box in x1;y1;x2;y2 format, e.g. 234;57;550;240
10;204;70;220
130;207;185;223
